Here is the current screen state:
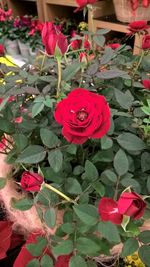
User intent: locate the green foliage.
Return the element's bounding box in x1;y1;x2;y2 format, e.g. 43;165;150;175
98;221;121;243
26;237;47;257
11;197;33;211
121;238;139;257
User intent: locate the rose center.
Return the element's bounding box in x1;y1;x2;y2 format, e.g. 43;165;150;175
76;110;88;121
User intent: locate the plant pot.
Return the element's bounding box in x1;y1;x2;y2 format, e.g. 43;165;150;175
4;39;20;56
113;0;150;22
18;40;30;59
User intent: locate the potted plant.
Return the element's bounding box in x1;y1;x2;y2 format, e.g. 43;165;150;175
0;16;150;267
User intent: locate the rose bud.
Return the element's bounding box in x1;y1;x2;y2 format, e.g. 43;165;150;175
21;171;44;192
74;0;96;12
41;22;68;56
118;192;146;220
128;20;149;34
54;88;110;144
107;43;121;49
98;197;123;225
142;35;150;50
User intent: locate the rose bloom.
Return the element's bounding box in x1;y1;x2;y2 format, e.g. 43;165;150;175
21;171;44;192
142;79;150;90
41;22;68;56
107;43;121;49
0;44;4;56
142;35;150;49
83;36;91;51
70;31;82;50
98;197;123;225
118;192;146;220
75;0;96;11
128;20;149;34
54;88;110;144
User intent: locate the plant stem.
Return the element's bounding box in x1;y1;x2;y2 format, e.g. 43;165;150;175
44;183;76;204
133;49;145;77
40;54;46;73
56;57;62;98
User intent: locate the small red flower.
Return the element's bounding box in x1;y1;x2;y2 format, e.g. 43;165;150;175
142;79;150;90
54;88;110;144
118;192;146;220
98;197;123;225
107;43;121;49
0;137;7;152
74;0;96;12
15;116;23;124
128;20;149;34
21;171;44;192
41;22;68;56
70;31;82;50
0;44;5;56
54;255;71;267
142;35;150;49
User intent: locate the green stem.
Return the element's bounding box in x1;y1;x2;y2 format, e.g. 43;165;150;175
40;54;46;73
44;183;76;204
133;50;145;77
56;57;62;98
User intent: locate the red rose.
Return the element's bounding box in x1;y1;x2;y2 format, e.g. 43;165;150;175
15;116;23;124
41;22;68;56
0;137;7;152
128;20;149;34
118;192;146;220
54;255;71;267
54;88;110;144
98;197;123;225
142;35;150;49
21;171;44;192
107;43;121;49
83;35;91;50
75;0;96;11
0;44;4;56
142;79;150;90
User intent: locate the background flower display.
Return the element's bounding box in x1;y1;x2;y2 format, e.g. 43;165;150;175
0;13;150;267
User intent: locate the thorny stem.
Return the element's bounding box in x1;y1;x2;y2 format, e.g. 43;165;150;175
56;57;62;98
44;183;77;204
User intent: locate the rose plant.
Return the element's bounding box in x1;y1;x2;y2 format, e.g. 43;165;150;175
0;17;150;267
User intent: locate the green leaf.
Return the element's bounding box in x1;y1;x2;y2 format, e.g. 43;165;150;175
121;238;139;257
32;102;44;118
93;35;105;47
16;145;46;164
92;149;114;163
41;255;53;267
73;204;98;226
0;178;7;189
60;222;74;234
62;62;82;82
73;165;84;176
52;240;73;255
66;178;82;195
117;133;146;151
13;134;28;150
147;176;150;193
102;170;117;184
92;181;105;196
141;152;150;172
101;136;113;150
113;149;129;176
138;245;150;266
0;118;14;133
26;237;47;257
114;89;134;109
44;208;56;228
40;128;60;148
85;160;98;180
97;69;130;79
26;259;40;267
76;237;100;255
11;197;33;211
48;149;63;172
138;231;150;244
69;255;88;267
100;47;114;65
98;221;121;243
67;144;77;155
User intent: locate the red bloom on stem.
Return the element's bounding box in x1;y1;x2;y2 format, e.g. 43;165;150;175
41;22;68;56
54;255;71;267
142;35;150;49
54;88;110;144
83;35;91;50
21;171;44;192
142;79;150;90
118;192;146;220
128;20;149;34
98;197;123;225
107;43;121;49
75;0;96;11
0;44;4;56
70;31;82;50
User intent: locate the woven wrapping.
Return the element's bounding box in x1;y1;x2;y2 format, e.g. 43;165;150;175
113;0;150;23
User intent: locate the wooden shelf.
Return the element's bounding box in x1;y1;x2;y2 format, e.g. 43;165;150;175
6;0;45;21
